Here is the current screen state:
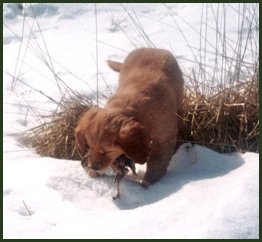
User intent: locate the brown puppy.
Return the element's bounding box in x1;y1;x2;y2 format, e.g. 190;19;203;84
75;48;184;185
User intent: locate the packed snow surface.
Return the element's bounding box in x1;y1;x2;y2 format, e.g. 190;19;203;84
3;3;259;239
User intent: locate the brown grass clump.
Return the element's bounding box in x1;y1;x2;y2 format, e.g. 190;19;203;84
21;96;96;160
180;78;259;153
21;78;258;160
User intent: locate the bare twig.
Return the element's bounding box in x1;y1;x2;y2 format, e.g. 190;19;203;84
22;200;32;216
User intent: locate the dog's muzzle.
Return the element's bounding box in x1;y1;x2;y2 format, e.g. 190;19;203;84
81;153;88;168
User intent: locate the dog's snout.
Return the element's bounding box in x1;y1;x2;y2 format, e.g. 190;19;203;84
81;152;89;167
81;160;87;168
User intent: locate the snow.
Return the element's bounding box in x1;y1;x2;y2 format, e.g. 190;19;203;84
3;3;259;239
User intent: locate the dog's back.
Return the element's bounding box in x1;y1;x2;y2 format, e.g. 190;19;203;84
115;48;183;106
107;48;184;170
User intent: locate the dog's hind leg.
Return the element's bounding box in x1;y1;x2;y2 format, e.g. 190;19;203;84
142;141;174;185
143;159;169;185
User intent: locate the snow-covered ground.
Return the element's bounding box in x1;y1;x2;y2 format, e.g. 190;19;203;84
3;3;259;239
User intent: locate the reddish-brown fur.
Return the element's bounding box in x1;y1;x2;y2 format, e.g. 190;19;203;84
75;48;184;184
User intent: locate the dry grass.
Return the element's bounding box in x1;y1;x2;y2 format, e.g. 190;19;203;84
16;4;258;158
180;78;259;153
20;76;258;160
20;96;96;160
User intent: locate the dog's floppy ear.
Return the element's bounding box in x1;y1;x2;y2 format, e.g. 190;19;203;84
107;60;122;72
118;119;149;164
75;127;88;155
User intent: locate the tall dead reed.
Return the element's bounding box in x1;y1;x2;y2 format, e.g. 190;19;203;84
8;3;258;159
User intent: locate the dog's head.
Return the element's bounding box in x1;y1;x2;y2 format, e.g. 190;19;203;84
75;107;150;172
